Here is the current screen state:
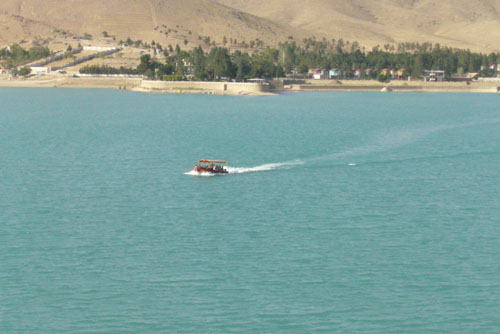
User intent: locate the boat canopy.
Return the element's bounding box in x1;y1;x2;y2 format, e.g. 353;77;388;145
198;159;228;164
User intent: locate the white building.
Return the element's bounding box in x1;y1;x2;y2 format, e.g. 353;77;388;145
83;46;117;51
30;66;51;75
423;70;445;82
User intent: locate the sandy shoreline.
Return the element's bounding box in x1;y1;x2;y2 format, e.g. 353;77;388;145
0;76;143;90
285;79;500;94
0;75;275;96
1;76;500;95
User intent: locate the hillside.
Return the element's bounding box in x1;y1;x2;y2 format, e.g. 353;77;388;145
0;0;299;47
216;0;500;51
1;0;500;52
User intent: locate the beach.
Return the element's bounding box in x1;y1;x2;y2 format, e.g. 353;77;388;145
0;74;273;96
1;74;500;94
284;79;500;93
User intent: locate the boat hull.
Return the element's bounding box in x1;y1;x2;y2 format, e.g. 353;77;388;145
193;166;229;174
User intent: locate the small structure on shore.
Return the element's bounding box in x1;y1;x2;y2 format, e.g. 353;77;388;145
329;69;342;79
29;66;51;75
450;72;479;82
247;78;268;84
397;69;406;80
424;70;445;82
82;46;118;52
309;68;328;80
353;69;362;79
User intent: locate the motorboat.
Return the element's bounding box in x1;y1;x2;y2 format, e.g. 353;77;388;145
193;160;229;174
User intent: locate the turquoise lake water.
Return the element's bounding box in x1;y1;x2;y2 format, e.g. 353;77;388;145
1;88;500;333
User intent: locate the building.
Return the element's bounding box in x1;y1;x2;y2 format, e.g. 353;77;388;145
29;66;51;75
424;70;445;82
329;69;342;79
247;78;268;84
181;59;194;75
397;69;406;80
489;64;500;73
353;69;362;79
450;72;479;82
82;46;117;52
309;68;328;80
468;72;480;80
365;69;375;77
380;68;393;78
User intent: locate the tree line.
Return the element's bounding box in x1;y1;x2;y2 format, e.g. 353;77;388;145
79;40;500;81
0;44;51;68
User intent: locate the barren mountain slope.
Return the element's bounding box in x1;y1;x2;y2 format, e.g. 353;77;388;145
0;0;300;46
216;0;500;51
0;10;56;45
1;0;500;51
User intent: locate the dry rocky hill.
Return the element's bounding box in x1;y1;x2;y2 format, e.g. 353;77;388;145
1;0;500;52
216;0;500;51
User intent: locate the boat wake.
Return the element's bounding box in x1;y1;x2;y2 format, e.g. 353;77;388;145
226;160;303;174
309;119;498;163
185;118;500;177
185;160;303;176
184;170;216;177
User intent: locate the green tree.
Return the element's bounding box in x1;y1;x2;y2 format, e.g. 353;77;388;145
377;72;389;82
232;50;251;81
190;46;208;80
411;54;424;78
18;67;32;76
145;69;155;79
137;54;155;74
207;47;235;79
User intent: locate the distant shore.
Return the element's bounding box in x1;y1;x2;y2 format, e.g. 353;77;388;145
0;75;274;96
283;79;500;94
1;75;500;95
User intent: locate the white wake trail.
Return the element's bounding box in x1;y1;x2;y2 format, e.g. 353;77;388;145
185;160;304;176
310;120;492;163
184;170;216;177
226;160;303;174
